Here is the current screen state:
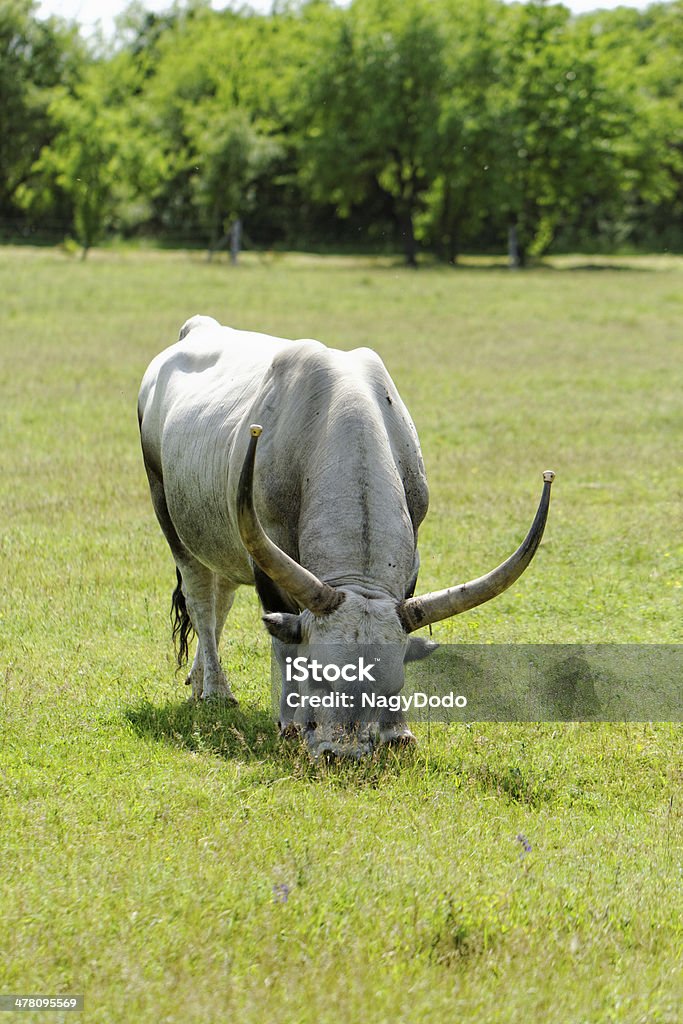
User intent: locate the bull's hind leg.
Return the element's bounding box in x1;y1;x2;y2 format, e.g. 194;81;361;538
214;577;236;650
179;563;237;703
188;575;237;698
142;464;237;702
182;574;235;697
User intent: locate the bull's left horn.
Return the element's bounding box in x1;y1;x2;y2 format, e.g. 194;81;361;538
237;425;344;616
399;471;555;633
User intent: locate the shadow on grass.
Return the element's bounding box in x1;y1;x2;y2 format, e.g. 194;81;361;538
548;262;656;273
122;698;431;784
122;698;566;799
124;698;287;762
124;700;560;799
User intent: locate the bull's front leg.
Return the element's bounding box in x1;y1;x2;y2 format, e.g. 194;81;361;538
271;639;301;738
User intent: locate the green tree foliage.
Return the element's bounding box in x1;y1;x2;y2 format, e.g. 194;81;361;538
3;0;683;259
420;0;505;263
187;107;282;247
584;1;683;250
130;4;296;245
20;56;162;255
0;0;84;226
486;2;640;263
298;0;447;264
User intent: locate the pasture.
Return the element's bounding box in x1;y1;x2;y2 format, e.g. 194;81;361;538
1;246;681;1023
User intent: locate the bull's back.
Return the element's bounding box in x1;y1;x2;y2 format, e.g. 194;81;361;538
138;319;427;582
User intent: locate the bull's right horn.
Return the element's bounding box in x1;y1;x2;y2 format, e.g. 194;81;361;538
399;471;555;632
237;425;344;616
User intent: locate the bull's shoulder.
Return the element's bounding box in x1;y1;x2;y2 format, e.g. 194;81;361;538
267;337;330;373
267;340;389;386
345;345;394;382
343;346;411;413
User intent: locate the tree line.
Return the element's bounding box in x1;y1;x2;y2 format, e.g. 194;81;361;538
2;0;682;264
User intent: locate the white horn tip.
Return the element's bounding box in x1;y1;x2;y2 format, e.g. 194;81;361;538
543;469;556;483
250;424;263;437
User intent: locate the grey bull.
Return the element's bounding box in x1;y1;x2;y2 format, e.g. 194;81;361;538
138;315;554;757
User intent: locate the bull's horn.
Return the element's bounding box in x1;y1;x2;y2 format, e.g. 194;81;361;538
399;471;555;633
237;425;344;616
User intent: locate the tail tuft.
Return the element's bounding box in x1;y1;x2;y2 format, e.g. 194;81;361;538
171;568;195;666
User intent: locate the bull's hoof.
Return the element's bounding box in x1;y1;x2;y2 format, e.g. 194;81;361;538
316;742;373;761
279;722;300;741
379;726;417;747
200;689;238;705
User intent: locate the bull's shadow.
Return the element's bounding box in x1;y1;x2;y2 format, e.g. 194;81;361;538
124;698;290;764
122;698;424;778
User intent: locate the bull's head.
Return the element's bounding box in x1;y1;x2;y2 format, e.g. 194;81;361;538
238;425;554;758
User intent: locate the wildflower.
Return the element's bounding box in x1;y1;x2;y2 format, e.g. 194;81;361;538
273;883;290;904
516;833;532;854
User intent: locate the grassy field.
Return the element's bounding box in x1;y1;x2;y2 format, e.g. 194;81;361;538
0;246;681;1023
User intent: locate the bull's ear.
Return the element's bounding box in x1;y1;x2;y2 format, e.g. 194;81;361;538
405;636;438;662
262;612;302;644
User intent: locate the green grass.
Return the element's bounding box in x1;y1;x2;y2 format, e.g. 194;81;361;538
0;246;681;1023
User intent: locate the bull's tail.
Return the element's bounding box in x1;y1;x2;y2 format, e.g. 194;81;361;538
171;567;195;667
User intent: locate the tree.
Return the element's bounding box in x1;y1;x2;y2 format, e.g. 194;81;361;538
0;0;84;228
583;1;683;251
23;57;163;255
299;0;446;265
488;1;639;264
8;0;682;257
187;105;282;254
131;4;293;247
419;0;504;263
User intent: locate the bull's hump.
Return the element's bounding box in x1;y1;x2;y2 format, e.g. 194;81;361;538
172;325;289;379
177;314;221;340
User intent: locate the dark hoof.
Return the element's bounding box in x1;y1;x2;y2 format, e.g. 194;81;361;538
279;722;300;741
379;727;417;747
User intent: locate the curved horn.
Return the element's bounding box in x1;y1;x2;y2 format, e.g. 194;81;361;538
237;425;343;616
399;471;555;633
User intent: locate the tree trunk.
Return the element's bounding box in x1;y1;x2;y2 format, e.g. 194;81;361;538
401;208;417;268
508;222;526;268
447;223;459;266
230;217;242;266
